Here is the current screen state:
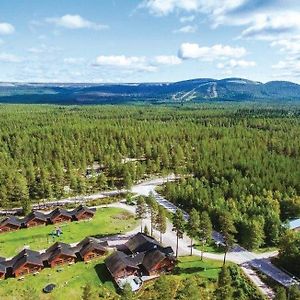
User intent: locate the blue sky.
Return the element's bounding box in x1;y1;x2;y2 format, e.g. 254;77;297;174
0;0;300;83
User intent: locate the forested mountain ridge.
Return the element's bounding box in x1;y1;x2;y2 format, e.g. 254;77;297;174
0;78;300;104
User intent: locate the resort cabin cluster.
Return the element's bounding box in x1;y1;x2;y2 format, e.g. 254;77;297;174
105;233;176;290
0;205;95;233
0;237;107;279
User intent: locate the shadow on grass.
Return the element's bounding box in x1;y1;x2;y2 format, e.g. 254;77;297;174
94;263;112;284
91;233;121;239
173;266;204;275
94;263;120;291
174;265;221;276
195;243;225;254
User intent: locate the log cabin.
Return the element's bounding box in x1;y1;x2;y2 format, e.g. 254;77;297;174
22;211;47;228
106;233;176;282
105;251;141;279
122;232;163;254
47;208;73;224
0;216;22;233
76;237;107;261
42;242;77;268
8;249;43;277
141;249;176;276
71;205;95;221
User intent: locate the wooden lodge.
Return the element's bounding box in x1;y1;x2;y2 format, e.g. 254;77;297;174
142;249;176;276
0;235;108;280
47;208;73;224
0;216;22;233
7;249;43;277
105;233;176;281
42;242;77;268
105;251;141;279
71;205;95;221
22;211;47;228
76;237;107;261
0;205;96;234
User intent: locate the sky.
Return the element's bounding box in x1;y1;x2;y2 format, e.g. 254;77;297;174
0;0;300;83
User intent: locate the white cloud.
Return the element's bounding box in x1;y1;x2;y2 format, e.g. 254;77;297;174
178;43;246;61
139;0;201;16
174;25;197;33
46;14;109;30
94;54;182;72
0;53;22;63
154;55;182;65
0;22;15;35
240;12;300;40
94;55;157;72
140;0;248;21
180;15;195;23
217;59;256;69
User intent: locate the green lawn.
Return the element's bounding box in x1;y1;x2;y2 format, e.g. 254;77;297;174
0;257;118;300
194;241;224;254
0;256;224;300
0;207;137;257
174;256;223;279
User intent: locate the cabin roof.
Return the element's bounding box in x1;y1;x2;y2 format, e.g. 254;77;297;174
22;211;47;224
142;249;174;271
9;249;43;273
0;215;22;227
47;208;72;220
105;251;140;277
75;237;107;257
124;232;162;253
71;205;95;217
42;242;76;262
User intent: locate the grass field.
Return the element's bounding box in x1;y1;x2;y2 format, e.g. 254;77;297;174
174;256;223;279
0;255;223;299
0;207;138;257
194;241;224;254
0;256;118;300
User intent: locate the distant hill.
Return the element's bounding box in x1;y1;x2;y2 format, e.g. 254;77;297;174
0;78;299;104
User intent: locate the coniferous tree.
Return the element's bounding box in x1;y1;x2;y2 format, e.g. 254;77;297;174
156;205;167;243
219;212;237;266
186;208;200;256
215;266;233;300
147;193;158;236
172;209;186;258
198;211;213;260
136;196;147;233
